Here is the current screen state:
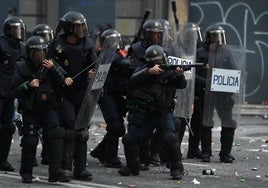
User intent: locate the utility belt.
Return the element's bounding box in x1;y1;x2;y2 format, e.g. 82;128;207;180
126;90;154;127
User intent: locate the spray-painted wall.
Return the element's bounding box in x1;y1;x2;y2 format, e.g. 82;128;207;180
189;0;268;104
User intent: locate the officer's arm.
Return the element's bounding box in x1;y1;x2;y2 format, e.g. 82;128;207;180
169;70;187;89
47;61;66;86
130;65;149;85
11;64;33;98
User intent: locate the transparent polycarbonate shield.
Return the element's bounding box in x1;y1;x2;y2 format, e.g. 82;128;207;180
202;44;246;128
74;37;119;129
172;23;198;119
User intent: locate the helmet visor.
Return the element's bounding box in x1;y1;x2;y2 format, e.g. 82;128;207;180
36;30;54;44
10;23;25;40
29;44;48;64
145;32;162;46
209;32;226;45
73;20;89;38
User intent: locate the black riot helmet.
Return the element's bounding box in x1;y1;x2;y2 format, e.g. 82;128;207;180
100;29;123;49
183;22;203;48
157;19;174;42
205;25;226;45
186;22;203;43
3;16;26;41
145;45;167;67
33;23;54;44
26;36;48;65
142;19;163;46
56;11;89;38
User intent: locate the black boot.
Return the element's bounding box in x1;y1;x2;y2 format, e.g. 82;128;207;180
0;132;15;171
62;129;76;171
201;127;212;162
163;133;184;180
19;136;38;183
73;134;92;181
139;138;150;171
62;140;75;171
150;129;163;166
48;127;71;182
118;134;140;176
219;128;235;163
21;173;33;183
90;135;106;164
104;133;122;168
169;144;184;180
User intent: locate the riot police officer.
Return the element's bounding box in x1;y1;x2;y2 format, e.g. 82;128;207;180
118;45;186;180
50;11;98;180
12;36;72;183
0;16;26;172
32;23;55;165
90;29;132;168
33;23;54;45
128;19;165;170
198;25;235;163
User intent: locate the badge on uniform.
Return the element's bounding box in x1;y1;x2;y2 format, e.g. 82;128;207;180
3;60;9;64
64;59;69;66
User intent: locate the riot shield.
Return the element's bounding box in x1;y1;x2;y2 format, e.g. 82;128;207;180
171;23;198;120
202;44;246;128
74;37;119;129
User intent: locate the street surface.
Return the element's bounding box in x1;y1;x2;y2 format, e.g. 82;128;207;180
0;108;268;188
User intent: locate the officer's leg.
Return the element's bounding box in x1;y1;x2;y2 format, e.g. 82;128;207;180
219;127;235;163
47;126;71;182
98;94;125;167
40;130;49;165
215;94;236;163
150;129;162;166
90;135;106;163
0;99;15;172
62;129;76;170
139;137;151;170
163;132;184;180
201;126;212;162
175;117;184;145
57;98;76;170
160;113;183;180
73;129;92;180
104;120;125;168
159;117;181;167
20;135;38;183
19;112;38;183
118;133;140;176
187;110;202;159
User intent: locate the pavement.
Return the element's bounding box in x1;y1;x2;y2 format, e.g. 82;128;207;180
0;110;268;188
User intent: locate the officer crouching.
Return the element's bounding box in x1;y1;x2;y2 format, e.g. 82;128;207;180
118;45;186;180
11;36;72;183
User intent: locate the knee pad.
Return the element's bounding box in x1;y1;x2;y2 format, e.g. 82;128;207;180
76;130;89;142
106;122;126;137
2;123;16;135
64;129;76;141
48;126;65;140
163;132;179;146
21;135;38;149
122;134;137;146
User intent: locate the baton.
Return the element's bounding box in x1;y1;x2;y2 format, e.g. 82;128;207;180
184;117;194;136
71;57;102;80
171;1;179;31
